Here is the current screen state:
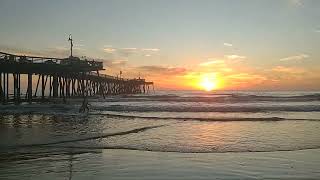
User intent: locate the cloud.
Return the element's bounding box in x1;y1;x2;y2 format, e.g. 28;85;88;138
116;48;139;57
111;60;128;65
314;29;320;33
121;48;138;50
0;45;84;58
199;59;225;66
142;48;160;52
101;55;319;90
98;59;128;71
225;55;246;60
197;57;240;74
272;66;305;74
280;54;309;61
227;73;258;80
0;46;45;57
223;43;233;47
103;48;116;53
136;65;187;75
225;73;267;85
102;47;160;58
75;44;85;47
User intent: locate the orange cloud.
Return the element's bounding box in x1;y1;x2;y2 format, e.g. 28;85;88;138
272;66;305;74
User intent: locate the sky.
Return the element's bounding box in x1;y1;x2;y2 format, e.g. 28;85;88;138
0;0;319;91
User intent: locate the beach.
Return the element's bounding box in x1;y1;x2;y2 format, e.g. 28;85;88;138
2;148;320;180
1;90;320;179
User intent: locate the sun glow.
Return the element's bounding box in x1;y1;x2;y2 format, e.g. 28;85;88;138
201;77;216;91
199;74;219;91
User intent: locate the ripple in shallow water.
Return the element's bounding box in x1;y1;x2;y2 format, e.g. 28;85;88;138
1;114;320;154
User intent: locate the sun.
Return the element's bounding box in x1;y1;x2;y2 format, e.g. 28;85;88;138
200;76;217;91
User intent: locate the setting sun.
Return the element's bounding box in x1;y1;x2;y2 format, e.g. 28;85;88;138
199;74;219;91
201;77;216;91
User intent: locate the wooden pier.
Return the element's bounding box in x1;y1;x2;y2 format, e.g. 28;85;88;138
0;51;154;104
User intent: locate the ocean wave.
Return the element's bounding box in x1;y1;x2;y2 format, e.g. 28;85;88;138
30;144;320;154
98;93;320;103
96;104;320;112
2;104;320;116
0;150;100;163
89;113;320;121
2;144;320;155
103;93;320;103
3;124;166;149
0;104;80;116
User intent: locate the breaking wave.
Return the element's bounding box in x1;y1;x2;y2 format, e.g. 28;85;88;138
89;113;320;121
41;144;320;154
96;104;320;112
117;93;320;103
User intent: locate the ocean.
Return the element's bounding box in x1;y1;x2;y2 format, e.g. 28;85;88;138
1;90;320;179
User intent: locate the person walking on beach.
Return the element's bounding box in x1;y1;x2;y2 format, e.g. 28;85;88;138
79;97;90;113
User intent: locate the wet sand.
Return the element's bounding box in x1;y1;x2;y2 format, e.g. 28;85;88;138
1;149;320;180
1;91;320;179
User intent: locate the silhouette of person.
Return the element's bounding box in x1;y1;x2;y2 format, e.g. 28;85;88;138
79;97;90;113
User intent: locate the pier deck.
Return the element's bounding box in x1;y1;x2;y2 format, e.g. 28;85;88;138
0;51;154;104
